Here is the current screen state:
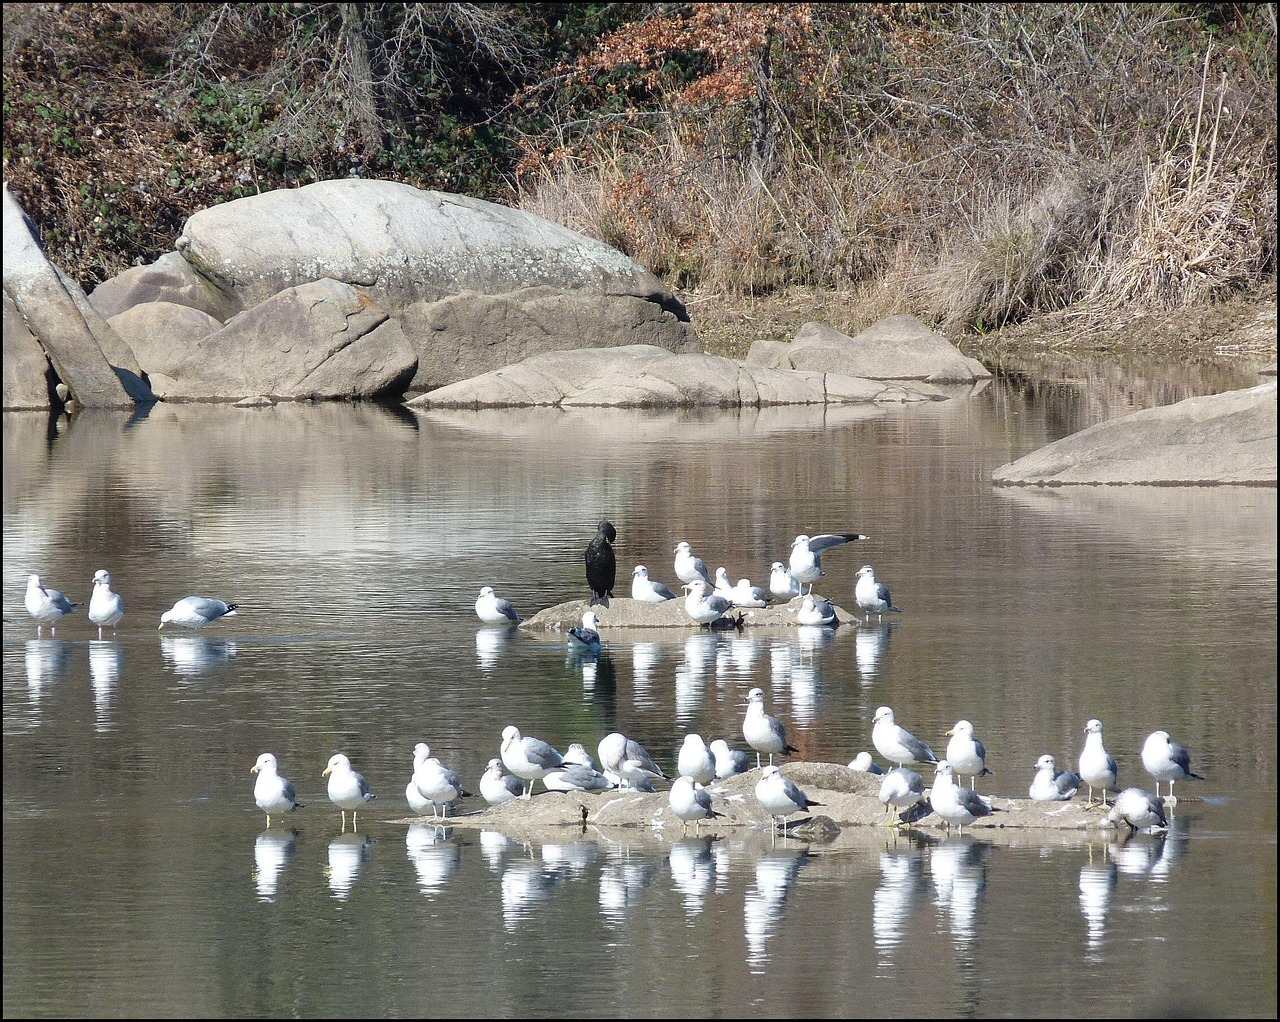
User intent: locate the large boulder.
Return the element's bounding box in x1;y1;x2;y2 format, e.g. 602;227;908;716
88;251;239;322
3;185;153;408
3;292;53;409
992;382;1277;486
748;315;992;384
138;278;417;401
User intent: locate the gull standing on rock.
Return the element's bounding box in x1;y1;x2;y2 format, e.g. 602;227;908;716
709;739;751;779
252;752;302;827
848;751;884;775
872;706;938;768
631;565;678;603
683;579;733;628
480;758;524;806
788;532;869;596
475;585;522;625
755;765;822;833
854;564;901;621
793;595;838;626
413;754;472;820
769;562;802;600
1141;730;1204;802
878;766;926;820
1079;718;1119;806
930;760;997;833
1029;754;1081;801
89;570;125;638
323;753;377;831
945;720;993;788
669;776;721;833
25;574;77;635
585;520;617;608
598;732;665;788
742;687;798;768
500;726;565;799
677;734;716;785
673;542;712;587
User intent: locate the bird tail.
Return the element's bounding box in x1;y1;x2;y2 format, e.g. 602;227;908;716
1190;771;1206;780
887;606;903;613
785;743;799;755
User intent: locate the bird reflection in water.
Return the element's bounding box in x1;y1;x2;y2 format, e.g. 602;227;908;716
326;831;374;900
406;825;460;898
743;849;809;970
160;634;237;678
88;639;123;732
25;639;71;713
670;837;718;918
254;828;297;902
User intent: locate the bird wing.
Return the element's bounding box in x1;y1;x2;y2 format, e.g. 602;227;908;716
807;532;867;553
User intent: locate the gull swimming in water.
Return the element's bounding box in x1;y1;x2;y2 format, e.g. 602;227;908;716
755;765;822;832
792;595;837;626
669;776;721;834
585;520;617;607
848;751;885;775
709;739;751;779
683;579;733;628
1079;718;1119;806
872;706;938;768
323;753;377;831
159;596;239;629
1029;754;1081;801
945;720;993;788
475;585;522;625
1107;787;1169;833
88;570;125;638
854;564;901;621
930;760;997;833
500;726;565;798
677;734;716;785
480;758;525;806
631;565;678;603
788;532;869;596
769;562;802;601
252;752;302;827
567;611;602;651
1141;730;1204;801
742;687;798;768
25;574;77;635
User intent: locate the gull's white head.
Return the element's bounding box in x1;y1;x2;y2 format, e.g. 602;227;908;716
322;753;350;777
874;706;894;725
94;569;111;585
1035;754;1057;771
252;752;277;774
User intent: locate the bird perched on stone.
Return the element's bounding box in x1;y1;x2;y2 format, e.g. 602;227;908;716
788;532;869;596
669;776;722;834
709;739;751;779
631;565;678;603
930;760;998;833
673;541;712;587
585;520;617;607
755;765;823;832
1029;754;1081;801
677;733;716;785
1107;787;1169;833
1079;718;1119;806
945;719;993;789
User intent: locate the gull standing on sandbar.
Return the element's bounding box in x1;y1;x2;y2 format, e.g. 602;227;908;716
480;758;524;806
631;565;678;603
930;760;997;833
1141;730;1204;801
854;564;901;621
878;766;926;820
789;532;869;596
945;720;993;788
742;687;798;768
500;726;565;799
585;520;617;607
872;706;938;768
710;739;751;779
683;579;733;628
1079;718;1119;806
405;742;439;816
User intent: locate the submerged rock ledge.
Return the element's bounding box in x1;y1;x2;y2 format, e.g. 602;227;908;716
520;596;860;632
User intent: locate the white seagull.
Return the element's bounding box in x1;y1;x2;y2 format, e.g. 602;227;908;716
769;561;802;600
567;611;602;651
25;574;77;635
1079;719;1119;806
872;706;938;768
848;751;884;775
1141;730;1204;801
475;585;522;625
755;765;822;832
709;739;751;779
854;564;902;621
598;732;665;788
669;776;721;834
1029;754;1081;801
159;596;238;629
405;742;439;816
631;565;678;603
792;595;837;626
931;760;997;833
677;734;716;785
683;579;733;628
88;569;125;638
500;726;565;799
413;754;471;820
673;541;712;586
788;532;869;596
543;761;614;792
1107;787;1169;833
742;687;798;768
480;758;525;806
878;766;926;820
945;720;993;788
252;752;302;827
322;753;377;831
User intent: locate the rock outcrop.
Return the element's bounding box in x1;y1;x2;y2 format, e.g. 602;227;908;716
992;381;1277;486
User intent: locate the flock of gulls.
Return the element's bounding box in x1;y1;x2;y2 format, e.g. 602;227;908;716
21;520;1204;839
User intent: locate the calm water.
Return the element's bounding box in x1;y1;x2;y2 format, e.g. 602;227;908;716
3;369;1276;1017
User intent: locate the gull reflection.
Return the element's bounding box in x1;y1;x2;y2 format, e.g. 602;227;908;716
326;831;373;900
543;839;600;880
716;635;760;680
88;640;123;732
631;641;660;696
1149;815;1190;883
675;634;718;721
855;621;897;681
480;830;523;871
788;662;819;725
743;849;809;970
930;840;989;947
1110;831;1167;878
25;639;71;713
406;825;460;897
874;839;930;971
475;627;514;672
161;634;237;678
669;837;717;917
1078;852;1117;957
599;851;661;925
253;828;297;902
500;859;561;932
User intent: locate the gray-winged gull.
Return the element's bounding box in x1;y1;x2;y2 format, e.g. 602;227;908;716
1029;754;1081;801
669;776;721;833
673;541;711;586
500;725;564;798
323;753;376;830
930;760;997;833
945;719;993;788
677;733;716;785
1079;718;1119;806
88;569;125;638
742;687;798;768
872;706;937;768
788;532;869;596
855;564;901;621
631;565;678;603
755;765;822;832
25;574;77;635
1141;730;1204;801
475;585;522;624
1107;787;1169;832
159;596;238;629
252;752;302;827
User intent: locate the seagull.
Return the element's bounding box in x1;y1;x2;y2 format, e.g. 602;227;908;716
683;579;733;628
252;752;302;827
742;687;798;768
878;766;926;821
567;611;602;651
930;760;997;833
598;732;665;787
677;734;716;785
585;520;617;607
543;760;614;792
788;532;869;596
1141;730;1204;801
413;754;471;820
25;574;77;635
792;595;837;626
848;751;884;775
712;568;771;609
322;753;376;831
709;739;751;779
480;758;524;806
1079;718;1119;806
769;562;802;600
945;720;993;788
562;743;598;770
755;765;823;832
1107;787;1169;833
872;706;937;768
669;776;721;834
631;565;678;603
854;564;901;621
159;596;238;629
88;570;125;638
500;726;565;798
475;585;521;625
405;743;439;816
1029;754;1081;801
673;541;712;586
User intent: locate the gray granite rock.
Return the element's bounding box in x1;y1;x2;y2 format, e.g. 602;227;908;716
88;251;239;322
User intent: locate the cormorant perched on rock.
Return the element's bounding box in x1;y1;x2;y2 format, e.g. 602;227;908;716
585;520;617;607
